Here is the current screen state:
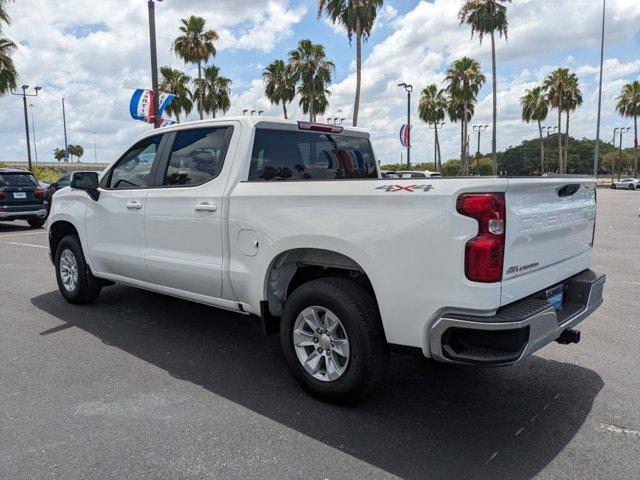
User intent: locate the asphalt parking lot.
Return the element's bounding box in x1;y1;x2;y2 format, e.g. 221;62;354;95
0;188;638;480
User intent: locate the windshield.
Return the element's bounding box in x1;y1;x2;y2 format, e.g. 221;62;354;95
0;173;39;188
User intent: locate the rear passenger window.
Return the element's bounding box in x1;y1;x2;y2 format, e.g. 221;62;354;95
249;129;377;181
163;127;231;186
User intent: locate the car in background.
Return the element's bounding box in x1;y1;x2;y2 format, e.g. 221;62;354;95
611;178;639;190
44;173;73;213
396;170;443;179
0;168;48;228
380;170;400;179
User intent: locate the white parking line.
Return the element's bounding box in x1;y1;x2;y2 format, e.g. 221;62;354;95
0;231;46;238
0;240;48;250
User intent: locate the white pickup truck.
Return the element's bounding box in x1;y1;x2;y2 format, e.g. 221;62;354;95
47;116;606;402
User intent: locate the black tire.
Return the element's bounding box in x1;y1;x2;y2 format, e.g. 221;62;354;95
27;217;46;228
280;277;388;404
629;184;635;190
55;234;102;304
611;184;617;189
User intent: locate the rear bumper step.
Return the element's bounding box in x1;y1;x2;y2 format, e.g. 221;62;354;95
0;208;47;220
429;269;606;365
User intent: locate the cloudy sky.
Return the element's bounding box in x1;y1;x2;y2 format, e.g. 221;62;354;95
2;0;639;165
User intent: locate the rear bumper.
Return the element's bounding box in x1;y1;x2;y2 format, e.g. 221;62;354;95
429;269;606;365
0;208;47;221
0;207;47;221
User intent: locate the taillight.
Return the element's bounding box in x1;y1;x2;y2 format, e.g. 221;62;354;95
297;121;344;134
34;188;45;198
0;191;5;201
457;193;506;283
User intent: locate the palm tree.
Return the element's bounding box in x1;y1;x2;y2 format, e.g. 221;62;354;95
317;0;383;126
0;0;12;25
193;65;231;118
459;0;511;176
562;74;582;170
444;57;486;175
263;59;296;119
288;39;335;122
159;67;193;123
0;36;16;96
521;86;549;173
172;16;219;120
419;84;448;170
616;81;640;176
543;68;577;173
448;97;475;173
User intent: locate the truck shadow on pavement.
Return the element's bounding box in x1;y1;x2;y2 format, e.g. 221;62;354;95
32;285;603;480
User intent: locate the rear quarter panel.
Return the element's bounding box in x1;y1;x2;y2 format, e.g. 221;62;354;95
228;178;508;350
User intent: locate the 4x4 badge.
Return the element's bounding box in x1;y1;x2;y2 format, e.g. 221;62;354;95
376;184;434;193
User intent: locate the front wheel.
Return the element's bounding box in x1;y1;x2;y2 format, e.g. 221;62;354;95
629;184;636;190
611;184;617;189
280;277;388;404
55;234;102;304
27;217;46;228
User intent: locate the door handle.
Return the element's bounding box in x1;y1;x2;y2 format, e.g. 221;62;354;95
195;203;218;212
126;201;143;210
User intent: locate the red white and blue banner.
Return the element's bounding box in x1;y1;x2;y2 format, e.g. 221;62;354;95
129;89;176;125
399;123;410;148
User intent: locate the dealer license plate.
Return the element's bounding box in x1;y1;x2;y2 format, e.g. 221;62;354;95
546;285;565;311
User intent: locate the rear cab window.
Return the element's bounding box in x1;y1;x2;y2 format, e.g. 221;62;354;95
249;128;377;181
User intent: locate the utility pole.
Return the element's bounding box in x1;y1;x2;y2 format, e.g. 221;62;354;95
62;97;69;162
397;83;413;167
29;104;38;163
429;122;445;172
148;0;161;128
93;131;98;163
473;125;489;175
11;85;41;171
594;0;607;178
614;127;631;182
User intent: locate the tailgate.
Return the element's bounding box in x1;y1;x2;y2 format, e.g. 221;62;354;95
501;178;596;305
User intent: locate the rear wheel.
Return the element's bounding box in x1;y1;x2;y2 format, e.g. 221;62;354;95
629;184;635;190
27;217;46;228
611;184;617;189
280;277;388;403
55;235;102;304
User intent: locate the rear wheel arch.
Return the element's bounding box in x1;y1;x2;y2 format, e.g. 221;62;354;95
263;248;381;319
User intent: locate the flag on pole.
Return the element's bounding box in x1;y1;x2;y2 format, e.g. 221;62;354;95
129;89;175;124
399;124;410;148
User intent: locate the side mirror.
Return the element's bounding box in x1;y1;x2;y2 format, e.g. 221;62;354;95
71;171;100;201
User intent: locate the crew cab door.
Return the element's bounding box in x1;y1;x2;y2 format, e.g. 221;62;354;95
85;134;166;282
143;125;236;298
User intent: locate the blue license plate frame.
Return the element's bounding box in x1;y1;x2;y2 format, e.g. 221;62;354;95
546;285;565;311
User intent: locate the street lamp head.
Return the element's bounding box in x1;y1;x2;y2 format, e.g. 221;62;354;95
22;84;29;90
397;82;407;87
34;86;42;92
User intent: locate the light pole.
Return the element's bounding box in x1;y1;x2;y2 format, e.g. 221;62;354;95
10;85;41;171
614;127;631;182
62;97;69;161
397;83;413;167
542;126;559;172
594;0;607;177
29;103;38;164
429;122;445;172
148;0;162;128
473;124;489;175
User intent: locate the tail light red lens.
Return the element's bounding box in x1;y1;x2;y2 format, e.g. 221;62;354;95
34;188;45;198
457;193;506;283
0;191;5;201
